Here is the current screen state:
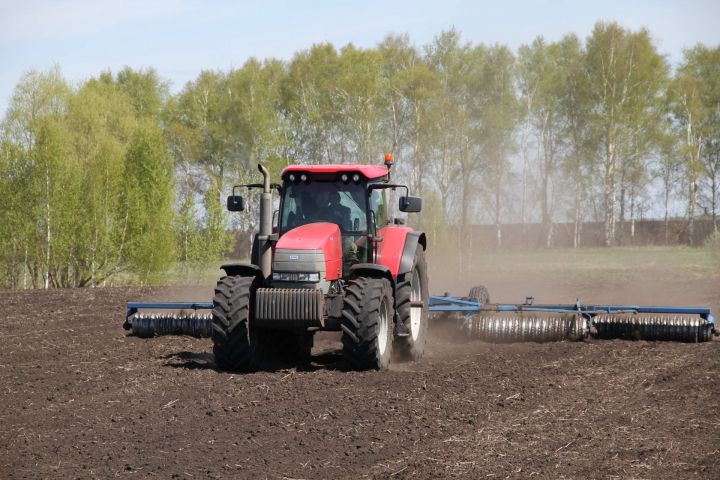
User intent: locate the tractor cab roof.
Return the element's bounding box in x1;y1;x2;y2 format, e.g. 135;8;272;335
281;164;388;180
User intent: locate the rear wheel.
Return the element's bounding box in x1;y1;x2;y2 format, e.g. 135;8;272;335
212;276;260;371
394;247;429;361
341;277;393;370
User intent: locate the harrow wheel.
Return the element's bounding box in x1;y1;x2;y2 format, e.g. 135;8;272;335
212;275;260;371
341;277;394;370
394;246;429;361
592;314;713;342
468;285;490;305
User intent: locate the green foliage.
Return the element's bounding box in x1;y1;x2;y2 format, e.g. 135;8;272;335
120;122;176;282
0;68;73;288
672;45;720;242
200;179;235;261
114;66;169;119
0;67;178;287
173;180;234;277
584;22;670;246
65;78;137;285
175;192;203;264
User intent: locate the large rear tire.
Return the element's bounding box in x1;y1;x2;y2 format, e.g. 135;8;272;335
212;275;259;371
394;247;429;361
341;277;393;370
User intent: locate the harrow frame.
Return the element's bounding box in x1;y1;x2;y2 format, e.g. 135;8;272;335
428;295;715;320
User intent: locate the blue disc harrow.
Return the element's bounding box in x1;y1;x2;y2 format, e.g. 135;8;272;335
428;294;716;343
124;293;715;343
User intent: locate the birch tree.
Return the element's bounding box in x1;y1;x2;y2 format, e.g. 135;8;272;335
585;23;667;246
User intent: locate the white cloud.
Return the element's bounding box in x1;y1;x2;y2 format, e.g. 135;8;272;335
0;0;197;42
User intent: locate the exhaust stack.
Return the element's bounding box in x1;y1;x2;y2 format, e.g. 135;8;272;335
258;163;273;279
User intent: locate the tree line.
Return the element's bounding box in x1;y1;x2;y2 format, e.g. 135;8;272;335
1;21;718;288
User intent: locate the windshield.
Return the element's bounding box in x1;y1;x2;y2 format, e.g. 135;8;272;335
280;181;368;234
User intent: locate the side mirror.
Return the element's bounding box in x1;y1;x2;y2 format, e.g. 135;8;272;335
399;196;422;213
227;195;244;212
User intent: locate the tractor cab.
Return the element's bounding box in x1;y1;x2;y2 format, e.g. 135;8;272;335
278;165;389;271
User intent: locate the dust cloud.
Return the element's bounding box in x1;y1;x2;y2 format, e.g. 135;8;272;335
426;242;720;312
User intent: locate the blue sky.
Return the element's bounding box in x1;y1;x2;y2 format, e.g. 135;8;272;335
1;0;719;116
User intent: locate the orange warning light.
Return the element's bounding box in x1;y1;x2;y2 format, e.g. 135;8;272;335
384;152;394;164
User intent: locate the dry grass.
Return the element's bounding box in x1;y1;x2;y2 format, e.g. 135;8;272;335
470;246;717;280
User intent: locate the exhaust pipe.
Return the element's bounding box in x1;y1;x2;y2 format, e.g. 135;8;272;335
258;164;273;279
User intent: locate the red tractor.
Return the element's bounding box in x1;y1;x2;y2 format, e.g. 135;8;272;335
215;156;427;371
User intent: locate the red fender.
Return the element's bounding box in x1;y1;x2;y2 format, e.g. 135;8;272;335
375;226;413;277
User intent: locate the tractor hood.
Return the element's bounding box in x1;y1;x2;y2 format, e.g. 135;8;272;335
275;223;343;280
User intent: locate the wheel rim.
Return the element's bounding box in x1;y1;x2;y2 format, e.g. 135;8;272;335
410;270;422;341
378;296;389;356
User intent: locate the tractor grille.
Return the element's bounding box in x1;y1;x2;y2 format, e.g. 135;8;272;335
255;288;325;326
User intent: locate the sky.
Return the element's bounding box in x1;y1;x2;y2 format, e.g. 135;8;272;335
1;0;719;117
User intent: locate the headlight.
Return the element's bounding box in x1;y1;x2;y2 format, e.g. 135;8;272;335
298;273;320;282
272;272;320;282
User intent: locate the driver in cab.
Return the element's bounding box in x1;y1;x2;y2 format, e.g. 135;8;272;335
289;191;352;233
324;191;352;232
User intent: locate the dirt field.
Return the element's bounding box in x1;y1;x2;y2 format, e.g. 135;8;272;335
1;270;719;479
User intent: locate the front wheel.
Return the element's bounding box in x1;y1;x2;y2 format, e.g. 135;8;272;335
212;275;259;371
340;277;394;370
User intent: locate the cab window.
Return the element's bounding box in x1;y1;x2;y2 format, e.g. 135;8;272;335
370;189;388;227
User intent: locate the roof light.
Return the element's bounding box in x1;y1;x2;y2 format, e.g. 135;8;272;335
341;173;349;183
352;174;360;183
288;173;296;182
300;174;308;182
384;152;394;166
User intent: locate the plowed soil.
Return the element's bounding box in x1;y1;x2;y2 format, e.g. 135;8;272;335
1;273;719;479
